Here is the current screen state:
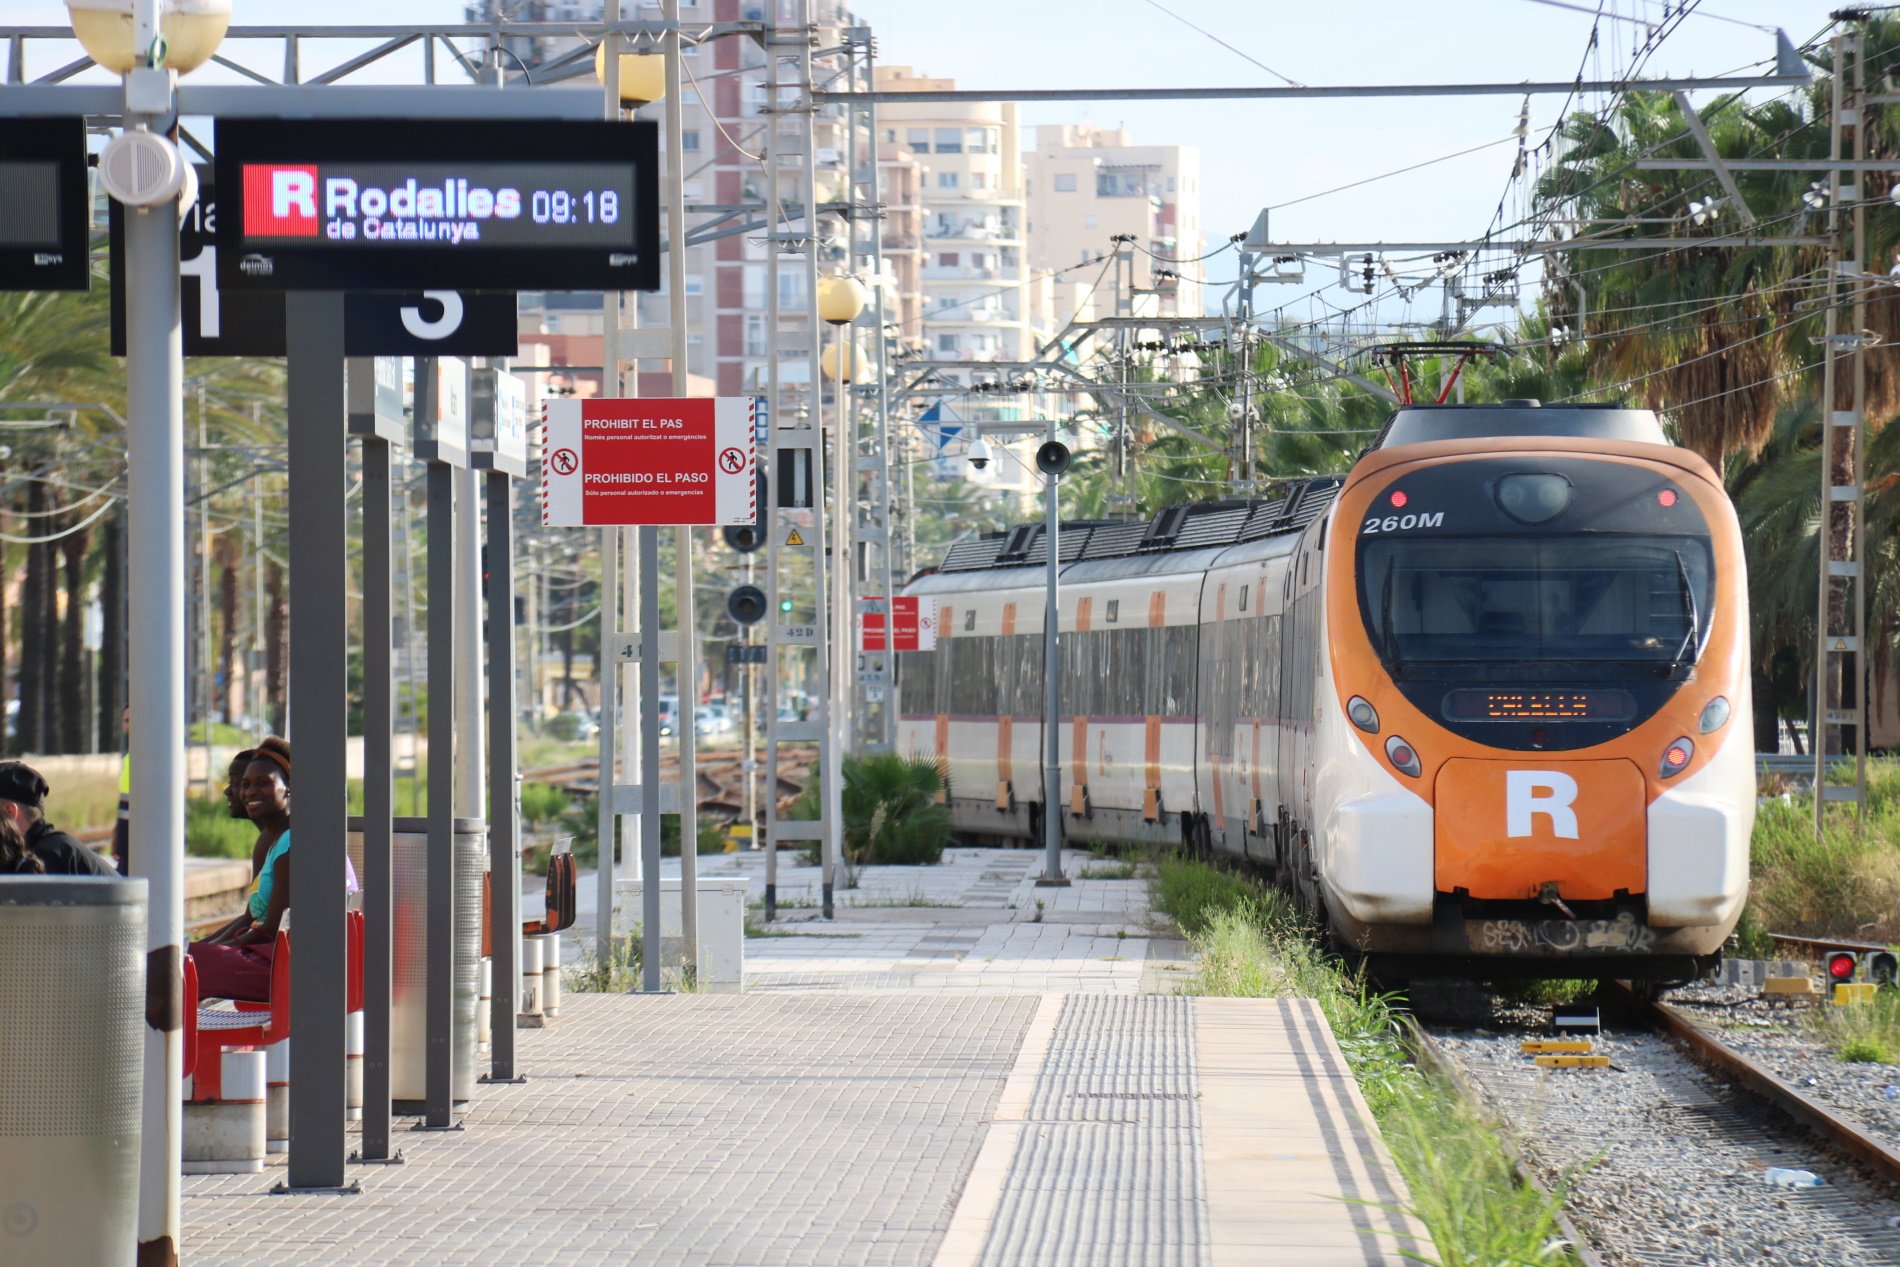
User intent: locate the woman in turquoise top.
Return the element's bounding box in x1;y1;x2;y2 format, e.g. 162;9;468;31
190;739;355;1001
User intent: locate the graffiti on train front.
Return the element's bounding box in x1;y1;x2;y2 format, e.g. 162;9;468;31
1474;912;1656;955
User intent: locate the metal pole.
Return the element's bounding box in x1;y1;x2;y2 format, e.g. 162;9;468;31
1041;419;1063;885
455;459;485;818
864;34;896;752
284;291;349;1187
799;0;838;921
595;0;624;964
485;469;520;1078
640;528;663;990
762;19;782;922
123;45;186;1249
358;379;397;1161
422;367;458;1128
593;527;619;968
666;0;698;972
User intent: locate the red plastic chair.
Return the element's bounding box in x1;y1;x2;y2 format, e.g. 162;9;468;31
188;930;291;1103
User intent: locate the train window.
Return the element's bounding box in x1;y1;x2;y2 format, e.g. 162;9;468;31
1359;536;1713;667
1239;585;1249;613
1105;599;1120;624
964;609;976;632
1299;554;1308;587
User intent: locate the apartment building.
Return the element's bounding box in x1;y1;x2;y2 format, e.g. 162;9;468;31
1024;124;1205;328
485;0;862;405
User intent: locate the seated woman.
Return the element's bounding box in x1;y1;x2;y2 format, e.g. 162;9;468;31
0;813;44;875
189;739;356;1002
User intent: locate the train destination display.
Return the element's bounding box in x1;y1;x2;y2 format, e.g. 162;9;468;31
215;118;659;291
0;117;89;292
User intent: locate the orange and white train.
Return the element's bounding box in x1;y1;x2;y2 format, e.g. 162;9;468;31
898;402;1755;980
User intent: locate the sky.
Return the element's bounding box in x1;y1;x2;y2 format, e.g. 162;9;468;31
1;0;1844;326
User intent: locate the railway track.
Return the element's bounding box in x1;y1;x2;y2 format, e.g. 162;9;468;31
1418;983;1900;1266
525;744;817;821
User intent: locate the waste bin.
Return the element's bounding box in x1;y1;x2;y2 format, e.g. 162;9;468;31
0;877;146;1267
347;816;486;1109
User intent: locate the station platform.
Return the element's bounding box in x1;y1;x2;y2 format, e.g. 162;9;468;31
182;852;1425;1266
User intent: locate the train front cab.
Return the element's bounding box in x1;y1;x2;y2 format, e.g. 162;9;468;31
1310;426;1755;981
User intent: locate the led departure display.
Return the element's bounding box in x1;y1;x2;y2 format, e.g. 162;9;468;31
0;118;89;292
1442;689;1636;723
215;118;659;292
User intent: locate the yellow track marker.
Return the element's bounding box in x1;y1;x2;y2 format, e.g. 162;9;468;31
1521;1040;1594;1055
1764;976;1815;996
1533;1054;1611;1069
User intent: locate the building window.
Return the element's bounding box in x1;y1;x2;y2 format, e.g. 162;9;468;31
938;252;959;266
1167;175;1176;192
934;127;962;153
970;171;987;190
966;127;988;153
681;129;701;151
884;128;896;142
938;171;958;189
1053;172;1076;193
1085;213;1099;229
685;274;704;296
938;333;959;351
907;128;930;150
744;315;766;358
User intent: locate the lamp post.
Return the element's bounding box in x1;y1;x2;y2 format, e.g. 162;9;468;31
63;0;229;1256
818;274;864;911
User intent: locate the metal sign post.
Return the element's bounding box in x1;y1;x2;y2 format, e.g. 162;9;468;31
283;292;352;1189
413;356;468;1129
346;356;407;1162
471;366;527;1080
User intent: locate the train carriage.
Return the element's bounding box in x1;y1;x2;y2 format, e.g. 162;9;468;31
898;401;1755;981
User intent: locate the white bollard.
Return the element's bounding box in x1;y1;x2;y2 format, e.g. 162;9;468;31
477;956;492;1047
182;1050;267;1175
540;931;562;1019
264;1038;290;1154
518;935;544;1028
345;1010;364;1121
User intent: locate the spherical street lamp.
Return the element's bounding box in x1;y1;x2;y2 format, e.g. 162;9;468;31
817;274;867;327
65;0;230;74
594;42;667;105
820;339;864;384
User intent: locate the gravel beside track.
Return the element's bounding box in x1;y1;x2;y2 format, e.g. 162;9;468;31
1431;1002;1900;1266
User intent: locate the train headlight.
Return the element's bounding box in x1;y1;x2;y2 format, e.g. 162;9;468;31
1699;696;1730;734
1828;951;1859;984
1385;736;1420;777
1347;696;1380;733
1660;736;1694;778
1495;473;1573;524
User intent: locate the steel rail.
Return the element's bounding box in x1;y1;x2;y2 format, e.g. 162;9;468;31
1603;983;1900;1189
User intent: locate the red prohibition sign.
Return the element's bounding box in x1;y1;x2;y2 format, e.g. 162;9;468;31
550;447;580;475
718;446;746;475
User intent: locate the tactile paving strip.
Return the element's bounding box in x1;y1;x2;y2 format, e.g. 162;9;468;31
975;995;1210;1267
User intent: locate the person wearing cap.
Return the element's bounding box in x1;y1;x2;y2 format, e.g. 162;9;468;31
0;760;118;877
190;738;356;1002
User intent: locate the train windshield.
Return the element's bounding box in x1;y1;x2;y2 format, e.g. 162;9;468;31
1359;536;1713;670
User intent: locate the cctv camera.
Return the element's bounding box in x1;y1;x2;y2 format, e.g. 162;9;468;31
966;435;994;470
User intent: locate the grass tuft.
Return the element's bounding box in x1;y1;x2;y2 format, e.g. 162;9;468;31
1158;854;1574;1266
564;935;641;993
1813;989;1900;1063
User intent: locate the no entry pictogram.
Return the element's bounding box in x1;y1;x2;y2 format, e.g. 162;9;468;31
540;397;755;527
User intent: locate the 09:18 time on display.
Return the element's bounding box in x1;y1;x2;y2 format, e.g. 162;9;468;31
530;189;620;225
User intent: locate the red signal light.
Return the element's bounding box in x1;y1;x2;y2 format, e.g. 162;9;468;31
1658;489;1677;507
1828;951;1858;983
1390;489;1408;508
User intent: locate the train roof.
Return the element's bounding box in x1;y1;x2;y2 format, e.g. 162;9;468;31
934;477;1342;575
1372;401;1667;449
